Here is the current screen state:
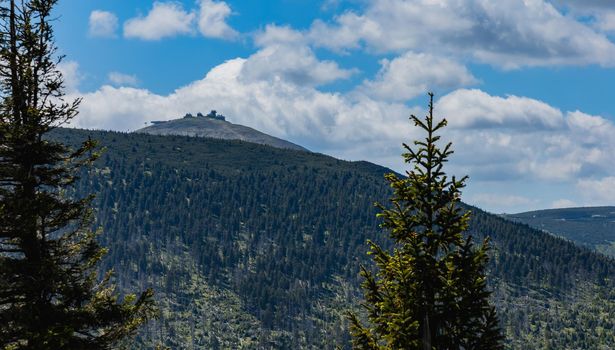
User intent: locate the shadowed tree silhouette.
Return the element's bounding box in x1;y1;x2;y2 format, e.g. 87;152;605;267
0;1;155;348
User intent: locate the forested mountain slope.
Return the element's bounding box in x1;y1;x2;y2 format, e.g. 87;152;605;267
505;207;615;258
51;128;615;349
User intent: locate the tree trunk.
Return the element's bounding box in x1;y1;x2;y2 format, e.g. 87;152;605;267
423;312;431;350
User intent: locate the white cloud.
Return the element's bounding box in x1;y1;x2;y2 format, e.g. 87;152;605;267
551;1;615;34
469;193;538;213
552;199;577;208
594;11;615;32
89;10;118;38
553;0;615;12
57;61;82;93
108;72;139;87
124;2;195;40
197;0;238;39
524;157;584;182
242;24;356;86
431;89;615;184
436;89;564;130
306;0;615;68
253;24;303;47
307;1;474;52
566;110;615;146
577;177;615;204
70;85;169;131
241;45;355;87
359;52;477;102
69;58;414;155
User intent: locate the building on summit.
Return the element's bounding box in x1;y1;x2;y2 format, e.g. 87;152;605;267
183;110;226;121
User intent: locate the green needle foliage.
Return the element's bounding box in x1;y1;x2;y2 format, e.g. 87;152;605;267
0;0;155;348
348;93;504;350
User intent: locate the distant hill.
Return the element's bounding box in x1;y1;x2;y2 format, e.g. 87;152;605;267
135;111;307;151
49;128;614;349
505;207;615;257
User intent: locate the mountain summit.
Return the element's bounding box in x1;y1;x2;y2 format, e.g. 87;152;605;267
135;111;307;151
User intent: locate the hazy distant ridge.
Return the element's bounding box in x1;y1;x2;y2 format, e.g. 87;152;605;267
505;206;615;257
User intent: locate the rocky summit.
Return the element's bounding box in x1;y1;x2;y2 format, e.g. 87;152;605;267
136;111;308;152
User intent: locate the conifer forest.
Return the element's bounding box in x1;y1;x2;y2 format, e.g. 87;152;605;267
1;0;614;349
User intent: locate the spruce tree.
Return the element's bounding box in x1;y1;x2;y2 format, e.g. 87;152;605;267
348;93;503;349
0;1;155;348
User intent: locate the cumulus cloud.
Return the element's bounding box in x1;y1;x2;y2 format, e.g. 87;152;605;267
359;52;477;102
122;1;238;40
57;61;82;93
469;193;538;213
241;46;355;87
429;90;615;185
124;2;195;40
577;177;615;204
551;0;615;34
307;1;471;52
253;24;304;47
566;110;615;145
552;199;577;208
595;12;615;32
108;72;139;87
240;24;356;86
553;0;615;11
306;0;615;68
197;0;238;39
437;89;564;130
89;10;118;38
69;58;414;156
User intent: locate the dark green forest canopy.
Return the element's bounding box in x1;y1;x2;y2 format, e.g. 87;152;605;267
48;127;615;349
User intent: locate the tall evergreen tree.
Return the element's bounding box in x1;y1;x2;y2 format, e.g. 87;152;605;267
0;0;155;348
348;93;503;349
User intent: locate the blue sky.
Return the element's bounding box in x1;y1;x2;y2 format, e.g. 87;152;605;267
54;0;615;213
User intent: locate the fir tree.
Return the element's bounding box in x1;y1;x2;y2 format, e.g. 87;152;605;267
348;93;504;349
0;1;155;348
